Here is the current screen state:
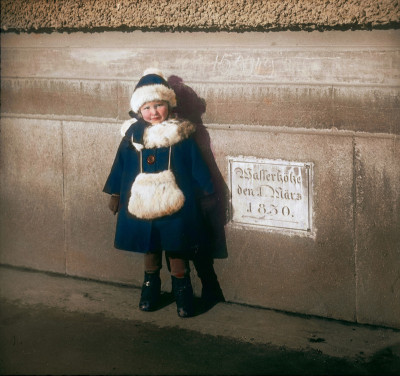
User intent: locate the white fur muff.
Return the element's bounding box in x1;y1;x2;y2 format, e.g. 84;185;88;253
128;170;185;219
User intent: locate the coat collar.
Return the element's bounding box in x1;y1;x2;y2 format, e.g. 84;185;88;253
121;118;195;150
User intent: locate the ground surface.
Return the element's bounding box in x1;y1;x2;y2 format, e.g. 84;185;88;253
1;266;399;375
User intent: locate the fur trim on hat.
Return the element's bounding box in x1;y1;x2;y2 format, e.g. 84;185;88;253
143;119;195;149
143;68;165;78
130;84;177;113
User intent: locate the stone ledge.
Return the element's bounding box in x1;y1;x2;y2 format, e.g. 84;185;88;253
2;78;398;134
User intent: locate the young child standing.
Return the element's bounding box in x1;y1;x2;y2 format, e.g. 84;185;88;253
103;68;215;318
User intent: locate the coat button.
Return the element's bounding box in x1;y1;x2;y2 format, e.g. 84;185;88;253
146;155;155;165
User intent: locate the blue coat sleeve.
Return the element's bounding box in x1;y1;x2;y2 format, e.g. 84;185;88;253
103;139;125;195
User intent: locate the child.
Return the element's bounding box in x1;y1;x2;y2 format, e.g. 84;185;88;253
104;68;216;318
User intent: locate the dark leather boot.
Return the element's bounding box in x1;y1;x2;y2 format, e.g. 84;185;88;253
171;276;194;318
139;272;161;311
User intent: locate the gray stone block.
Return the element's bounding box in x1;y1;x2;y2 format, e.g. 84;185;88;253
62;121;144;286
2;31;399;86
1;79;118;118
0;118;65;273
206;126;356;321
333;86;400;134
354;136;400;328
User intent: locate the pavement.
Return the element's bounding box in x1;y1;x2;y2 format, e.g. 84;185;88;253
0;265;399;375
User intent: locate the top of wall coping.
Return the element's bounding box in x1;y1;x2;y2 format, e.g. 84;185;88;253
1;0;399;33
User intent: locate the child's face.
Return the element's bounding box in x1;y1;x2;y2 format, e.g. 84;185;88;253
140;101;169;124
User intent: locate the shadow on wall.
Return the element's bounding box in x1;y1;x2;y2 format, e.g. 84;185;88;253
168;75;228;260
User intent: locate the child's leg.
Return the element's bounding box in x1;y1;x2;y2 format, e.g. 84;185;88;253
139;223;164;312
166;252;194;318
166;253;190;278
144;251;162;273
139;251;162;312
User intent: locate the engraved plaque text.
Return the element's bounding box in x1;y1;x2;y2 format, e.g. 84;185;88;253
229;157;313;232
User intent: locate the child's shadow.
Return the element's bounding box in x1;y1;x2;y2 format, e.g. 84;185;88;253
158;291;175;309
168;75;229;260
157;293;221;317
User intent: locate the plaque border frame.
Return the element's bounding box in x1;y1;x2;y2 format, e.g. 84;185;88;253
228;155;314;235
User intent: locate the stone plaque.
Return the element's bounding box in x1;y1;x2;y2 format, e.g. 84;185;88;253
229;157;313;232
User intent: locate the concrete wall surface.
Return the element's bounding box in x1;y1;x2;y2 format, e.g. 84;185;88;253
1;0;399;32
1;30;399;328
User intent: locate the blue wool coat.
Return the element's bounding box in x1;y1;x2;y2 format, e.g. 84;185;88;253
103;118;214;253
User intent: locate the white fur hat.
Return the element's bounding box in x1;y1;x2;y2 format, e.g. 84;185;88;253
130;68;177;113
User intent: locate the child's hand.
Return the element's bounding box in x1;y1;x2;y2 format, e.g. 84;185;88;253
108;194;120;215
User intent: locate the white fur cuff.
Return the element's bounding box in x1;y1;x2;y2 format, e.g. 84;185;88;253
120;118;137;136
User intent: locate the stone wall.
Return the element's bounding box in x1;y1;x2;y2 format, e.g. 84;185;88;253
1;0;399;328
1;0;399;32
1;30;399;329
